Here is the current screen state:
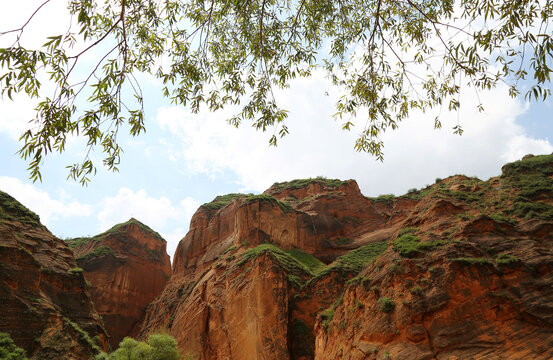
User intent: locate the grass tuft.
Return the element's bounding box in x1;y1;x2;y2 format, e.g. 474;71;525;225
392;228;445;257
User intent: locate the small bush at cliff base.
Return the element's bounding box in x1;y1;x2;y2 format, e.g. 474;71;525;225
0;332;28;360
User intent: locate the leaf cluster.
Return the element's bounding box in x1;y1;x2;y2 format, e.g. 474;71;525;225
2;0;553;183
0;332;27;360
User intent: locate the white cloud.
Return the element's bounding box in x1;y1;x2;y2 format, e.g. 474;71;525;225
156;71;553;197
0;0;72;48
97;188;199;257
0;176;93;225
0;94;37;141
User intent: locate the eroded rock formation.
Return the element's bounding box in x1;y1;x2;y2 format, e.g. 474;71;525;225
0;191;108;359
139;155;553;359
69;218;171;348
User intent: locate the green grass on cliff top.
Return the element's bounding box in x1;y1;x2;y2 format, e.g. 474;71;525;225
76;245;115;260
65;218;164;249
501;153;553;177
201;193;251;211
100;218;165;241
238;241;387;287
501;153;553;220
315;241;388;279
237;244;326;277
271;177;348;191
0;190;41;227
201;193;293;213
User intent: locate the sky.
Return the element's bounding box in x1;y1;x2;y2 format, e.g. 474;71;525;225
1;1;553;259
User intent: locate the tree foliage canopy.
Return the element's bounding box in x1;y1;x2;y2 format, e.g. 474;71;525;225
0;0;552;183
95;334;182;360
0;332;28;360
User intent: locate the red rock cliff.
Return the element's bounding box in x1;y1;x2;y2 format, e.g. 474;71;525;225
70;218;172;349
142;155;553;359
0;190;108;359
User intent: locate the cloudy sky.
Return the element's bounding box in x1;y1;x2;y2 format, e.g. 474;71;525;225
1;1;552;259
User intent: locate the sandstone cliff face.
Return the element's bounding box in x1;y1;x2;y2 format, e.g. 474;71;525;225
69;218;171;348
140;154;553;359
172;180;386;278
0;191;108;359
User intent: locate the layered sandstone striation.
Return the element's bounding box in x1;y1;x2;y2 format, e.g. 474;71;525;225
69;218;172;348
0;191;108;359
140;154;553;359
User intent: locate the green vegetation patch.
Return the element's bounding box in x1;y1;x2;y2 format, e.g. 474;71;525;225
77;245;114;260
201;193;250;211
501;154;553;220
237;244;325;278
506;200;553;221
285;248;326;274
201;193;294;213
320;294;344;331
393;228;445;258
401;176;487;207
502;153;553;178
314;241;387;280
100;218;165;242
244;194;293;213
346;275;371;287
366;194;397;203
495;254;521;266
271;177;348;191
67;219;165;261
99;333;181;360
410;285;423;296
65;237;97;249
68;267;84;275
378;297;395;313
0;190;41;226
488;213;517;226
0;332;28;360
64;318;101;354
